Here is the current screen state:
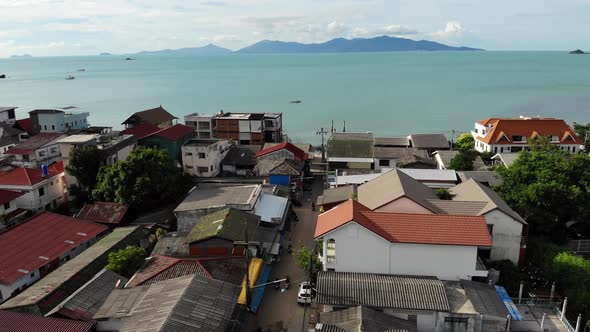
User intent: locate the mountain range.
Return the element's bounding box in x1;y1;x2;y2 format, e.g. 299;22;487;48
127;36;482;56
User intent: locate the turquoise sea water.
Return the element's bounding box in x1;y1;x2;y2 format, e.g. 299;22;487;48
1;52;590;143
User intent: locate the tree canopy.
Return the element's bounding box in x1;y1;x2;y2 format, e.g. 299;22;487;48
105;245;146;278
573;122;590;150
454;133;475;151
449;149;478;171
295;245;322;283
92;147;190;214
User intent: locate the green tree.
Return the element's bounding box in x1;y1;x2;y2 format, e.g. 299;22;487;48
547;252;590;325
435;188;454;200
105;245;146;278
454;133;475;151
149;227;168;243
66;146;104;205
92;147;190;214
449;149;478;171
295;246;323;283
573;122;590;150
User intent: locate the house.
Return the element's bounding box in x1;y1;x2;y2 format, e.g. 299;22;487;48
254;141;308;176
491;153;520;168
121;106;177;129
0;212;108;304
174;185;262;232
220;145;260;176
93;274;241;332
446;178;527;265
268;159;305;187
184;113;215;138
29;108;90;134
456;171;501;187
181;138;230;177
263;142;312;156
0;226;143;314
472;117;583;154
432;150;486;170
13;118;33;136
45;269;128;321
373;147;431;170
139;124;194;162
327;133;374;169
357;169;443;214
314;200;491;280
76;202;129;226
374;136;410;148
317;185;357;211
408;134;450;153
125;255;209;287
398;168;458;189
0;123;24;158
0;107;17;125
5;133;66;167
121;123;161;139
214;111;283;144
0;189;28;231
316;305;418;331
0;161;67;211
0;310;95;332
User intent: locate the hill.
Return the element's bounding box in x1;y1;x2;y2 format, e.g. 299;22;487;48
236;36;482;53
135;44;232;56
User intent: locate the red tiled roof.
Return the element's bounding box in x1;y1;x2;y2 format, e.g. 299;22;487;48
0;161;64;186
0;189;24;205
14;118;33;135
77;202;128;225
0;310;94;332
476;118;582;145
255;142;308;160
126;255;211;287
0;212;108;285
5;133;64;155
314;199;491;247
149;123;194;141
121;123;161;139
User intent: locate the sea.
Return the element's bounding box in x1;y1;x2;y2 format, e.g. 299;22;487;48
2;51;590;144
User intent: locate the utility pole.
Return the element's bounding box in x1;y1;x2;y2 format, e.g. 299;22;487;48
317;128;328;163
450;129;456;151
343;120;346;133
331;120;334;134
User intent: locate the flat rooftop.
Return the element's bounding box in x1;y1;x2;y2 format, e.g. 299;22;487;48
174;185;261;212
56;134;96;144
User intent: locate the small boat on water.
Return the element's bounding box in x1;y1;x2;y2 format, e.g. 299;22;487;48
65;75;75;80
125;57;134;61
77;69;86;72
290;100;302;104
0;74;6;79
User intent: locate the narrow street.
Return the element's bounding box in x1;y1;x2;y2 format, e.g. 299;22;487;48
253;176;323;332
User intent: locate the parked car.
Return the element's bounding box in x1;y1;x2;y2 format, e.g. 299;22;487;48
297;281;315;304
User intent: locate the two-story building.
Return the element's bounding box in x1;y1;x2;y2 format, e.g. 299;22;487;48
0;162;67;211
214;111;283;145
314;199;491;281
184;113;215;139
0;107;17;125
29;108;90;134
0;189;28;231
181;139;229;177
5;133;66;168
472;117;583;154
254;142;308;176
138;124;194;162
121;106;177;129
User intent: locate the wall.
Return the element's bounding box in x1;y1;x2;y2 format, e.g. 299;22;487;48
0;270;40;304
484;209;523;264
256;149;295;176
375;197;434;214
0;174;66;211
182;140;229;177
374;158;396;170
188;238;234;257
347;162;372;169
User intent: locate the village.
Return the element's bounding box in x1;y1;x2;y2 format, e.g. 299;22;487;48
0;105;588;332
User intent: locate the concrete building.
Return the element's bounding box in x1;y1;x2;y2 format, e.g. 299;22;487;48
0;212;108;304
0;161;67;211
0;107;17;125
214;111;283;145
29;108;90;134
254;141;308;176
137;124;194;162
220;145;260;176
0;189;28;231
472;117;583;154
5;132;65;167
0;123;24;159
181;138;229;177
314;200;491;281
121;106;177;129
262;113;283;143
184;113;215;138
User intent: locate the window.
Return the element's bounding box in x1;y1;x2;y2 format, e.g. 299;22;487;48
50;181;53;186
39;151;46;157
511;146;523;152
474;129;478;134
186;165;193;169
50;147;57;153
443;317;468;332
378;159;390;167
210;165;213;171
512;135;525;142
487;224;494;235
494;147;497;153
51;125;55;130
39;187;45;197
573;146;576;153
185;152;193;156
326;239;336;263
198;152;206;159
30;272;34;278
3;202;10;210
197;166;208;173
44;125;47;130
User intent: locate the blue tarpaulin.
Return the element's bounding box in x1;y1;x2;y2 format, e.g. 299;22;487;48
269;175;291;186
495;286;523;321
250;264;272;313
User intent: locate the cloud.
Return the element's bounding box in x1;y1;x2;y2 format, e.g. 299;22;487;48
200;1;227;6
430;21;465;40
326;21;346;35
350;24;419;38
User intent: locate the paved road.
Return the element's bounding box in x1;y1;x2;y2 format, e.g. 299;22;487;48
253;176;324;332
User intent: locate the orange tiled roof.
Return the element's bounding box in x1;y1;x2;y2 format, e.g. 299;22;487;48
0;161;64;186
314;199;491;247
476;118;581;145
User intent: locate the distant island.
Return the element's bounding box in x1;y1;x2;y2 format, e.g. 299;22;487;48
569;49;586;54
134;44;232;56
99;52;112;56
236;35;483;54
10;54;32;58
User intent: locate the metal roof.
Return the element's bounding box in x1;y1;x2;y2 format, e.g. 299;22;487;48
0;310;94;332
327;139;374;159
125;255;211;287
456;171;502;187
174;185;260;213
316;271;450;312
374;137;410;147
408;134;450;149
318;306;417;332
398;168;458;182
253;193;288;223
426;200;488;216
185;208;261;243
151;233;190;257
318;186;357;206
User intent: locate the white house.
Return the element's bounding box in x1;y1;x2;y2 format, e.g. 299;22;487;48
181;139;229;177
472;117;584;154
0;189;28;231
5;133;66;167
314;200;491;281
29;108;90;134
184;113;215;139
0;162;67;211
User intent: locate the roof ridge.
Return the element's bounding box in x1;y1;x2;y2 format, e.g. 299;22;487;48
360;210;486;219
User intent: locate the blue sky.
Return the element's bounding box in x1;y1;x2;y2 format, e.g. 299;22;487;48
1;0;589;57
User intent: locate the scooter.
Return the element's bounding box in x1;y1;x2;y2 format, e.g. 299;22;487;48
284;277;290;290
288;245;293;255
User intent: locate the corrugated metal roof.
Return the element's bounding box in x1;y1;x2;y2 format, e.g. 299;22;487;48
456;171;502;187
408;134;449;149
374;137;410;147
318;306;417;331
0;310;94;332
426;200;488;216
316;271;450;312
399;168;458;182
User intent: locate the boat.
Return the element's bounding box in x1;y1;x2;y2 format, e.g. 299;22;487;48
290;100;302;104
65;75;75;80
125;57;134;61
77;69;86;72
0;74;5;79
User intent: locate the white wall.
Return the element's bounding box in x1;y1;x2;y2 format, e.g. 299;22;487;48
0;270;39;303
375;197;434;214
485;209;523;264
182;140;229;177
374;158;396;170
38;112;89;133
0;174;67;211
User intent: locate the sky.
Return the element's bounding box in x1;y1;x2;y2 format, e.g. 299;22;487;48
1;0;589;57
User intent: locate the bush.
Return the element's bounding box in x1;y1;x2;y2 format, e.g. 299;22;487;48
105;245;147;278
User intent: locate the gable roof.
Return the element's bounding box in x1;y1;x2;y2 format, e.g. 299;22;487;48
0;189;24;205
456;171;502;187
317;185;357;206
121;123;161;139
14;118;33;135
475;118;582;145
221;145;258;166
316;271;450;311
0;161;64;186
0;310;94;332
5;133;64;155
426;200;489;216
147;124;194;141
357;169;442;212
125;255;211;287
317;306;417;332
268;158;304;175
315;200;491;247
255;142;308;160
327;139;374;159
121;106;178;126
491;153;519;167
373;147;428;160
374;136;410;147
331;132;374;141
185;208;261;244
409;134;449;149
450;179;526;224
0;212;108;285
77;202;128;225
